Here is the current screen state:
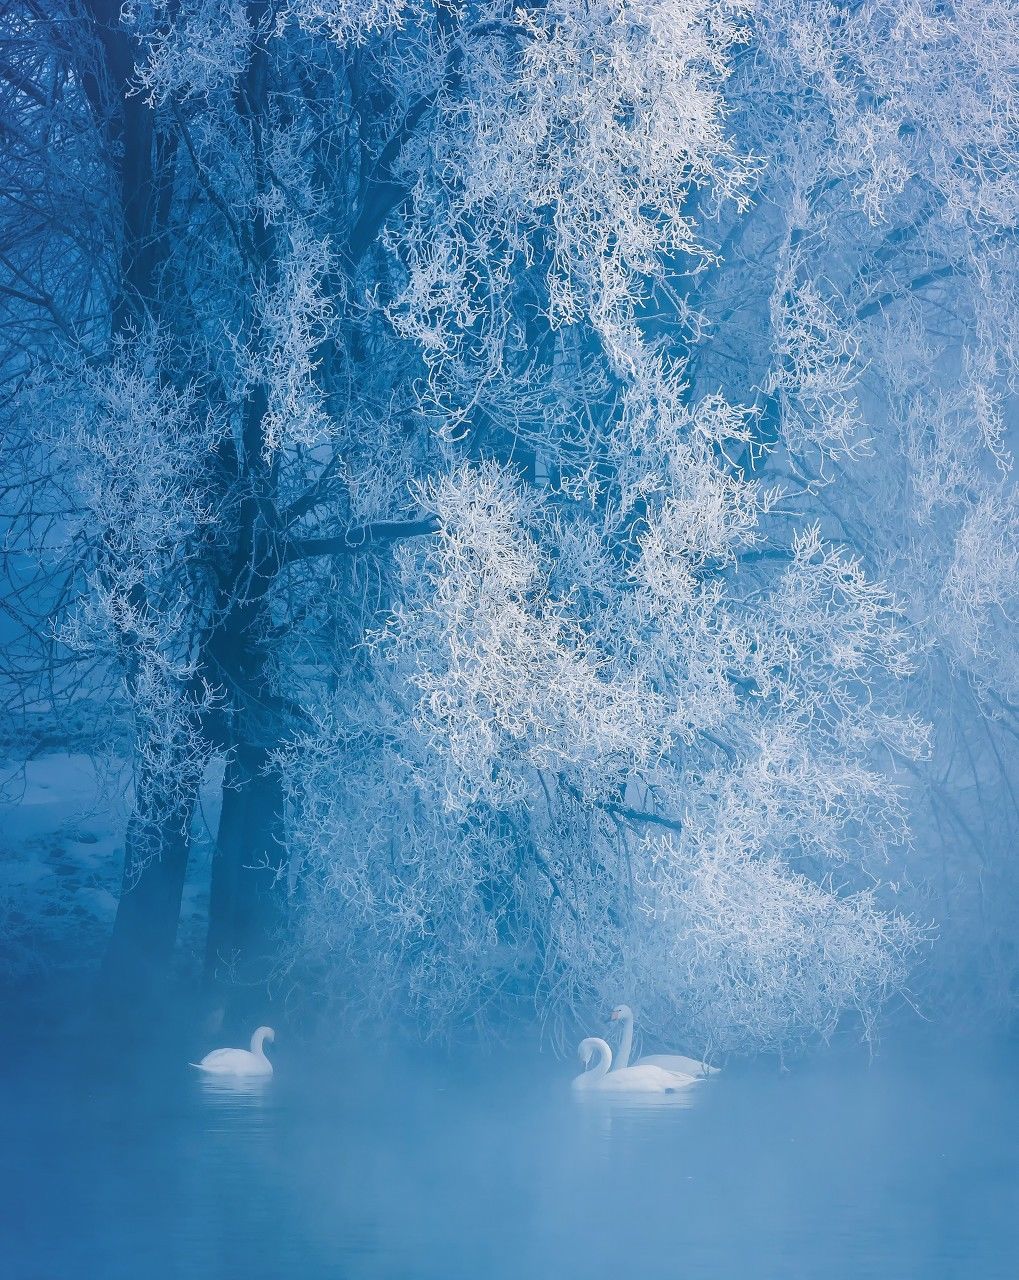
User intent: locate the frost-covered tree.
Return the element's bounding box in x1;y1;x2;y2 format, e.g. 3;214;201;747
272;0;930;1050
711;0;1019;1023
1;0;1015;1047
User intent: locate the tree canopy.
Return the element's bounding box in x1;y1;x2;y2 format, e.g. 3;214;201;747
1;0;1016;1047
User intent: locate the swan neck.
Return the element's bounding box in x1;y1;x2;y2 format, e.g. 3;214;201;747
617;1012;633;1069
588;1038;611;1080
250;1028;269;1057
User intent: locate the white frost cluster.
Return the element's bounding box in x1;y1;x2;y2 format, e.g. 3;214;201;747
279;0;420;44
393;0;755;374
234;229;335;455
126;0;255;105
761;0;1019;228
385;465;666;809
41;335;222;868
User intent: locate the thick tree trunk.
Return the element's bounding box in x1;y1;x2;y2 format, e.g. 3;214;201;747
98;761;198;1016
205;743;287;998
201;461;289;1021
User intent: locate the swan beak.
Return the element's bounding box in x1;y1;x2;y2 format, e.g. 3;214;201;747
608;1010;620;1021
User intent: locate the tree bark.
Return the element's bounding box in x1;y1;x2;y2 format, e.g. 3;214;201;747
204;744;287;1015
201;531;290;1014
98;763;197;1016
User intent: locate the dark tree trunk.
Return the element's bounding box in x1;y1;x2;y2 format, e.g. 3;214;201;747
98;763;198;1016
205;744;287;996
201;559;290;1021
201;423;289;1020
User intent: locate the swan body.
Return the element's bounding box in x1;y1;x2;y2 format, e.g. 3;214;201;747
571;1037;698;1093
191;1026;275;1077
610;1005;719;1077
638;1053;718;1074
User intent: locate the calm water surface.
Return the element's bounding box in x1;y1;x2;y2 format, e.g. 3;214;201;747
2;1029;1017;1279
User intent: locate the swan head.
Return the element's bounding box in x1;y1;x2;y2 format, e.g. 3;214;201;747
609;1004;633;1023
574;1037;612;1084
577;1036;610;1067
250;1026;275;1052
578;1037;596;1067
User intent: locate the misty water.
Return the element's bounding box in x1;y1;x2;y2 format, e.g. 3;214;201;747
3;1028;1018;1280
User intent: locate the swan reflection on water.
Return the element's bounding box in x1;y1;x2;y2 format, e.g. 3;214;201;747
193;1071;273;1112
571;1074;699;1160
571;1081;700;1119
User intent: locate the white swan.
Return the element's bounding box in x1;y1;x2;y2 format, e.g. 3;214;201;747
191;1026;275;1077
610;1005;719;1077
571;1037;698;1093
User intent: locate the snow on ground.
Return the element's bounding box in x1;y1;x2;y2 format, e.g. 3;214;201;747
0;751;220;977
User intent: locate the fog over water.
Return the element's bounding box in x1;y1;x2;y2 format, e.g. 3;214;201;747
3;1020;1018;1280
